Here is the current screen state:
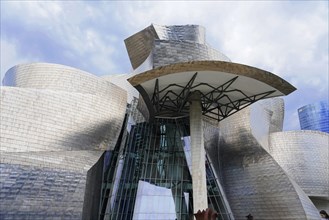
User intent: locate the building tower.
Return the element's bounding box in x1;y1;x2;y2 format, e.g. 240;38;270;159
298;101;329;133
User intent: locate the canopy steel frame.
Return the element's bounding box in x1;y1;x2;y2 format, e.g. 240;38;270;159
149;72;276;121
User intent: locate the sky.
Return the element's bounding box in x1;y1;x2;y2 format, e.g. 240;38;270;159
1;1;328;131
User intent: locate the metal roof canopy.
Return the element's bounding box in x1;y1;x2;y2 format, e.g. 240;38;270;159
128;61;296;121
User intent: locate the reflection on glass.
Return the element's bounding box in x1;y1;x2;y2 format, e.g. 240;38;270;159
99;117;232;220
298;101;329;133
133;180;189;220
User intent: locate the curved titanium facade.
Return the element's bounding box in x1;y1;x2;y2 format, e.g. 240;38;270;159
216;99;324;219
124;24;230;72
298;101;329;133
0;63;127;219
269;131;329;207
1;24;325;220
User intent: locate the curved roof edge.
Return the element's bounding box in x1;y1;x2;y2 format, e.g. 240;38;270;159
128;60;296;95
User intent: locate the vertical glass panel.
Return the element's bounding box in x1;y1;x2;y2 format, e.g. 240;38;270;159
298;101;329;133
100;116;232;220
133;180;189;219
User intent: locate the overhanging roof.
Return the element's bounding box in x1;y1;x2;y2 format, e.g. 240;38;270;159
128;60;296;121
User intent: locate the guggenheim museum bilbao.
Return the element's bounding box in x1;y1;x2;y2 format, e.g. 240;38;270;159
0;24;328;220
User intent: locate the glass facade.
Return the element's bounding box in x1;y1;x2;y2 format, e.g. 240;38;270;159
98;101;232;220
298;101;329;133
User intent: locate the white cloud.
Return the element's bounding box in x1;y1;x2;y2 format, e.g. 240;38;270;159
1;1;120;75
1;1;328;130
0;39;32;85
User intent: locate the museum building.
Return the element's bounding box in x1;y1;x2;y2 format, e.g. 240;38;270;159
0;24;328;220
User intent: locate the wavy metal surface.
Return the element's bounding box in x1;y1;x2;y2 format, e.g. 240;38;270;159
269;131;329;199
0;63;127;219
208;99;323;219
2;23;325;220
124;24;230;70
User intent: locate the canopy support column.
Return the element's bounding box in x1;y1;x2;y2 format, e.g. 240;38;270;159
189;91;208;214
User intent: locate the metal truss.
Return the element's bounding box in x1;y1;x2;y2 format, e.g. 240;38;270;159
150;72;276;121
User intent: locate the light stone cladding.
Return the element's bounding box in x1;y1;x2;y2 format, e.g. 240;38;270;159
214;98;324;220
189;93;208;213
0;63;127;219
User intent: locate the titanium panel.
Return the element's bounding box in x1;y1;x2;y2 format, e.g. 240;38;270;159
152;40;230;68
269;131;329;198
124;24;230;70
152;24;206;44
0;87;126;152
2;63;119;97
0;163;86;219
217;100;321;219
0;63;128;219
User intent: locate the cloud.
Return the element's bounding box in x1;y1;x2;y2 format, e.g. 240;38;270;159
109;1;328;130
0;39;31;84
1;1;127;76
1;1;328;130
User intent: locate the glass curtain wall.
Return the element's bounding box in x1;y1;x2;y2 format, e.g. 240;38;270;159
99;114;232;220
298;101;329;133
